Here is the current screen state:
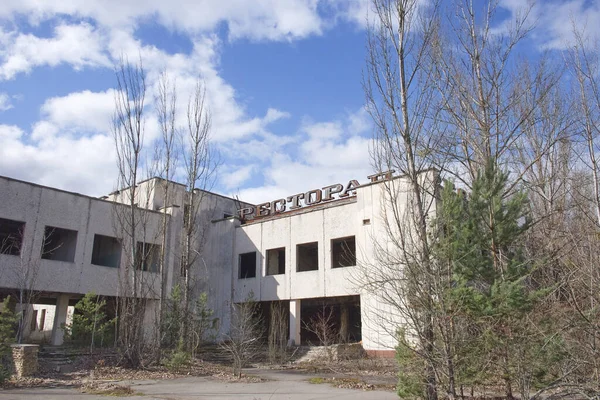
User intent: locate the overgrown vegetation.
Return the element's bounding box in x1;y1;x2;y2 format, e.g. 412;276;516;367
161;285;217;369
219;294;264;378
267;301;288;364
303;305;339;362
0;297;16;383
362;0;600;398
67;292;115;354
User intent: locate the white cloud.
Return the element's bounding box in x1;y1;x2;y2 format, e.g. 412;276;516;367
0;124;117;196
235;108;373;204
0;1;373;200
32;90;116;140
0;23;110;80
221;165;256;191
0;0;327;42
302;120;343;139
538;0;600;50
498;0;600;50
327;0;370;28
0;32;293;196
0;92;12;111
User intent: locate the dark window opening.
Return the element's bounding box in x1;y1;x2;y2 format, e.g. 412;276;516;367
300;295;362;345
42;226;78;263
136;242;160;273
223;212;233;219
0;217;25;256
91;234;122;268
332;236;356;268
39;309;46;331
239;252;257;279
266;247;285;275
30;310;38;332
297;242;318;272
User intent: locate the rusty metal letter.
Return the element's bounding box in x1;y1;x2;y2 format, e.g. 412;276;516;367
271;199;286;213
256;202;271;217
305;189;322;205
367;170;395;182
340;180;360;198
286;193;305;209
238;207;254;219
321;183;343;201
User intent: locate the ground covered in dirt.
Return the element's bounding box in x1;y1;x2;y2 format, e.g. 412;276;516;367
1;347;398;395
2;349;265;392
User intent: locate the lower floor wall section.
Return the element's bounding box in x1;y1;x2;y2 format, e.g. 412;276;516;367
228;293;402;354
20;303;74;344
298;296;361;345
249;295;363;347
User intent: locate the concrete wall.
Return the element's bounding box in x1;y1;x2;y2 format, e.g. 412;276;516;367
229;171;439;352
20;304;74;343
232;199;361;304
0;176;169;298
0;170;439;352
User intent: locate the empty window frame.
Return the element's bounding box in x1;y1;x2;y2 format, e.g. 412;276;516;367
0;217;25;256
297;242;319;272
39;309;46;331
136;242;161;273
42;226;78;263
332;236;356;268
91;234;122;268
239;252;257;279
266;247;285;275
30;310;38;332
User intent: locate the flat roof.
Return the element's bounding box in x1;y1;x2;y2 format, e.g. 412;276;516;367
0;175;167;216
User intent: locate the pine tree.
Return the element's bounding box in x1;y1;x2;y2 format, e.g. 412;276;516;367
435;161;560;398
70;292;115;353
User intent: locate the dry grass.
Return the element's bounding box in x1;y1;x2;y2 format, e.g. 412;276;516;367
307;376;396;391
80;381;137;396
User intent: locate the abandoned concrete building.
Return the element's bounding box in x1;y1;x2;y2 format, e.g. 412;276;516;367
0;170;438;356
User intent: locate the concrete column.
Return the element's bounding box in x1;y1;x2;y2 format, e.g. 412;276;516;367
50;294;70;346
288;299;301;346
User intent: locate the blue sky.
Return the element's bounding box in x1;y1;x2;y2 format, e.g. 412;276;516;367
0;0;599;204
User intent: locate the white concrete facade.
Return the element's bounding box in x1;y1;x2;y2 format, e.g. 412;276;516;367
0;171;438;353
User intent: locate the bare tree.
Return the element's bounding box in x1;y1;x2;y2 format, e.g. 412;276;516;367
431;1;561;187
111;56;151;367
570;28;600;229
11;232;42;344
362;0;443;398
153;71;179;355
564;26;600;385
219;297;264;378
179;79;217;350
303;305;339;363
268;301;288;364
0;224;59;344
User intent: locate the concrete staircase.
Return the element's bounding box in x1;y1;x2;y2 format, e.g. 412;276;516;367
38;346;117;373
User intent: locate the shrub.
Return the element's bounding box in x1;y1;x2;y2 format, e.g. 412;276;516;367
0;297;16;383
68;292;115;352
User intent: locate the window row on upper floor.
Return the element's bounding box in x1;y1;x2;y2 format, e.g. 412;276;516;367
238;236;356;279
0;217;160;272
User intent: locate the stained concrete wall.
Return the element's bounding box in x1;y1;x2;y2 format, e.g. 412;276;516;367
0;174;251;344
0;176;170;298
0;170;439;352
20;304;74;343
230;171;439;352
